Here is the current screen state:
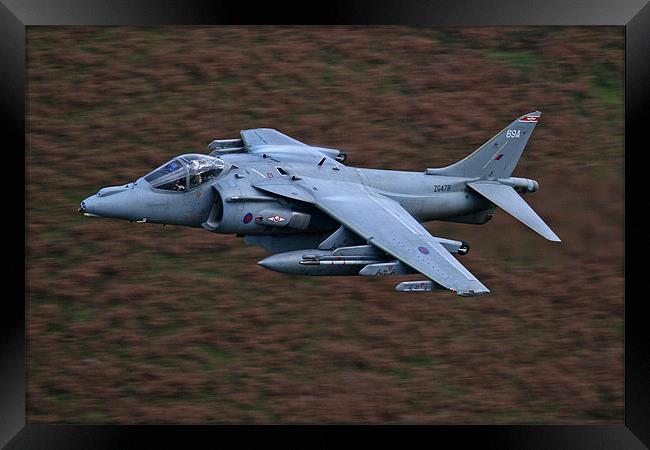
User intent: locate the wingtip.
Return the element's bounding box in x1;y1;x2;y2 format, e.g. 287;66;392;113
457;288;490;297
541;232;561;242
455;281;490;297
546;232;561;242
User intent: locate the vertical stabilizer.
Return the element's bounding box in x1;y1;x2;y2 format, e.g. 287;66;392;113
431;111;541;178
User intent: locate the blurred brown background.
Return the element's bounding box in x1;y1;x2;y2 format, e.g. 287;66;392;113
26;26;624;423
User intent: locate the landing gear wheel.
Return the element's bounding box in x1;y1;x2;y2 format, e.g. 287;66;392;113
458;241;470;256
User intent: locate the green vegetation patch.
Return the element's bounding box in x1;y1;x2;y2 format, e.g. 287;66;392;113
487;49;541;71
590;64;623;111
198;344;235;365
439;383;466;399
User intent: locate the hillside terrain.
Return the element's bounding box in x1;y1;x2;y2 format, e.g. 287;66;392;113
26;26;623;423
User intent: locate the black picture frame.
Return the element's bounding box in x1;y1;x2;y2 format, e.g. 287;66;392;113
6;0;647;447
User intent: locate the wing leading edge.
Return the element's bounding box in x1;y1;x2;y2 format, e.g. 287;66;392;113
240;128;307;149
241;129;347;162
299;178;490;296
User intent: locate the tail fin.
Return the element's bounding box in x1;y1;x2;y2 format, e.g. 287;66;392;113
431;111;541;178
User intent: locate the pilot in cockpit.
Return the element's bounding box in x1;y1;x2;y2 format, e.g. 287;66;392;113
144;154;229;191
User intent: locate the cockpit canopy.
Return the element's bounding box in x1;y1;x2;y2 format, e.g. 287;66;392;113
144;154;227;191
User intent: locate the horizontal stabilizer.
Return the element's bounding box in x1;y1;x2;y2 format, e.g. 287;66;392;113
468;181;560;242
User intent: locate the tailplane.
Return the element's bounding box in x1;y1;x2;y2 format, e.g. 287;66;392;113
467;180;560;242
430;111;541;178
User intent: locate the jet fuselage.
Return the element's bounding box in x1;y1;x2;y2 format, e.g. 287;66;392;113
80;152;496;234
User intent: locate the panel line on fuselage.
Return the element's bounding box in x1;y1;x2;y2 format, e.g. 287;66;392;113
250;168;266;178
482;141;508;170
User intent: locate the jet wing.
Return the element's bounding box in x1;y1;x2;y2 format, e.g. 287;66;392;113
299;178;489;296
240;128;307;149
241;129;347;162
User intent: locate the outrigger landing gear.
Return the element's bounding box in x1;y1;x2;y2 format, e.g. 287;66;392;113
458;241;470;256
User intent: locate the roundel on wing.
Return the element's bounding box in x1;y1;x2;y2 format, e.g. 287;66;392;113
243;212;253;224
418;246;429;255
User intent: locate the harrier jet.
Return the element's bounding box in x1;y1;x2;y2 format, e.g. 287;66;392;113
80;111;559;296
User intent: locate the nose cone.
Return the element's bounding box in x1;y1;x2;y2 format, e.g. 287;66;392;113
79;194;105;217
79;187;140;220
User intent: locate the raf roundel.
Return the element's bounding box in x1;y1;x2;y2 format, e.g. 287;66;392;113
418;246;430;255
243;212;253;224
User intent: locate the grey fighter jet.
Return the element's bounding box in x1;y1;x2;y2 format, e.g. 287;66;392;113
80;111;559;296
